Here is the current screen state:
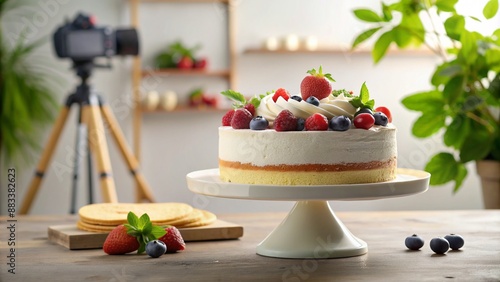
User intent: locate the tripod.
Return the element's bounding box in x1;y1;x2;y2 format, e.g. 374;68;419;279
19;61;155;214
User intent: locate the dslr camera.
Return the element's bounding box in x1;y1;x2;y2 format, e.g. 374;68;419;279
53;12;139;61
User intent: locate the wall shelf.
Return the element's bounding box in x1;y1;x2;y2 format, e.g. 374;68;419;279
142;105;228;114
243;47;434;56
141;68;231;78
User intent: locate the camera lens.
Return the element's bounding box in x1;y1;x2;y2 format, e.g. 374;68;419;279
115;29;139;56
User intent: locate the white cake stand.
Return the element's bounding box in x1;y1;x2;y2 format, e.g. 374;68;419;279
186;168;429;259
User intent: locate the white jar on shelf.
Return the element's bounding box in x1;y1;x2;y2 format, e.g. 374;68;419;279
284;34;300;51
264;36;280;51
160;91;178;111
143;91;160;111
304;36;318;51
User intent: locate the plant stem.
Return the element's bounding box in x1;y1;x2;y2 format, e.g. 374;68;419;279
422;2;448;61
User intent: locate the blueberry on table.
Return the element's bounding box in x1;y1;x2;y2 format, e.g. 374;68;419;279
329;115;351;131
146;240;167;258
430;237;450;254
405;234;424;250
305;96;320;106
373;112;388;126
444;234;465;250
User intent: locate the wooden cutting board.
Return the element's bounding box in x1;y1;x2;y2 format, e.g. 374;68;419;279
48;220;243;250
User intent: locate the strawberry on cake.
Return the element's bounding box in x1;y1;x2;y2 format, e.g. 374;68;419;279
219;66;397;185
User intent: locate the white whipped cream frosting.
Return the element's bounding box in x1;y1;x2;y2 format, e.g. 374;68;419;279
255;93;357;122
219;125;397;166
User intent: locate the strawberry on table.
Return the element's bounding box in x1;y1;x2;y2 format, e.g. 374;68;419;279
159;226;186;253
300;66;335;101
103;225;140;255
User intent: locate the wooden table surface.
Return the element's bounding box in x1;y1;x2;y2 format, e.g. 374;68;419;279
1;210;499;281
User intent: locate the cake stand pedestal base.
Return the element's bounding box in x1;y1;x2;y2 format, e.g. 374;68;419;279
256;201;367;259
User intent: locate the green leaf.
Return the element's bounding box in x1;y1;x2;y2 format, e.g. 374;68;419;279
138;213;151;229
459;123;494;162
462;95;484;112
137;244;146;254
492;133;500;160
494;28;500;44
431;62;460;86
394;26;413;48
444;15;465;41
142;221;153;235
352;27;382;49
485;49;500;71
483;0;498;19
382;3;393;21
443;75;465;104
399;13;425;45
353;8;383;22
365;99;375;109
487;73;500;103
350;97;364;109
425;152;458;185
412;112;446;138
453;164;468;193
373;30;394;63
127;212;139;228
443;114;470;149
460;31;481;65
436;0;458;12
401;91;445;112
151;225;167;239
359;82;370;103
220;90;246;104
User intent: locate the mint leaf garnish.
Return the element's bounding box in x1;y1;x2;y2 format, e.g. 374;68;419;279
151;226;167;239
221;89;268;110
138;213;150;229
359;82;370;103
365;99;375;109
349;82;376;110
221;90;246;104
124;211;167;254
127;211;139;227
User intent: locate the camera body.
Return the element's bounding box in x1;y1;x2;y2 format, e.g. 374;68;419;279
54;13;139;61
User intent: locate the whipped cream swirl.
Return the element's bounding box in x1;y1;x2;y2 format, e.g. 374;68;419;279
255;93;357;121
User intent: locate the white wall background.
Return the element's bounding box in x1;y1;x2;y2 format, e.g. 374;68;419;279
2;0;497;215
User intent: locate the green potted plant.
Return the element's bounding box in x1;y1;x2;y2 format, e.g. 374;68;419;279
1;0;59;166
352;0;500;208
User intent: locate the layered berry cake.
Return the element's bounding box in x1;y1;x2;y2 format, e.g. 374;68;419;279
219;66;397;185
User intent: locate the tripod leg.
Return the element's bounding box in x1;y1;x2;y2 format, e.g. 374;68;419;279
19;107;71;214
70;107;88;214
87;137;94;204
82;102;118;203
100;105;155;203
